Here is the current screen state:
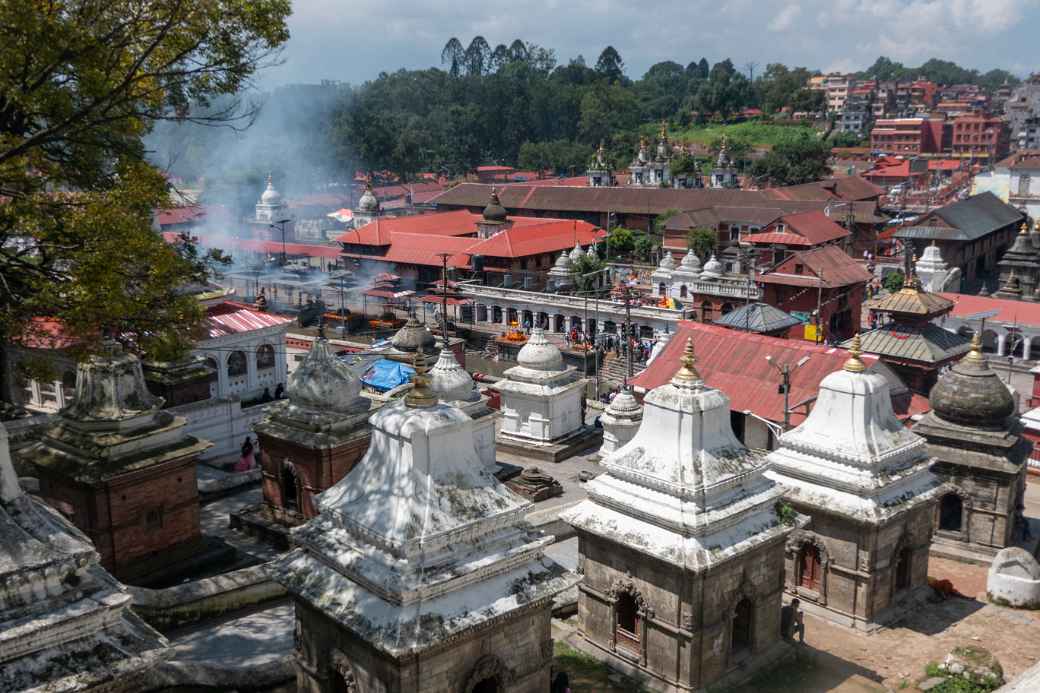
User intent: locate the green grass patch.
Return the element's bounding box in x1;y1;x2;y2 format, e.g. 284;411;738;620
646;121;821;148
552;640;650;693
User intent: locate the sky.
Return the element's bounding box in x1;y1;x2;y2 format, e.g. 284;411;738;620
263;0;1040;87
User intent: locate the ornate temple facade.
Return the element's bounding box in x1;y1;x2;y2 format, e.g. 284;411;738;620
586;143;615;187
276;351;578;693
628;131;672;188
254;337;373;524
563;340;804;691
914;335;1030;562
16;341;211;583
1;422;169;691
710;139;739;189
765;337;943;630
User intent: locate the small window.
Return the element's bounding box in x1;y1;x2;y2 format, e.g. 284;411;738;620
145;507;164;530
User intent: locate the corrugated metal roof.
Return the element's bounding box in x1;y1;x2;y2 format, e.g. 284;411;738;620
895;192;1023;242
758;245;872;289
842;324;970;364
866;286;954;316
203;302;293;339
629;321;926;425
941;291;1040;328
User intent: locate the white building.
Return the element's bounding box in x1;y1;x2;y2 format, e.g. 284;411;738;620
973;150;1040;221
428;347;498;470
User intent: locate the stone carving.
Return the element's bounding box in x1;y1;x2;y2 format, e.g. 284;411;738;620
463;654;513;692
505;466;563;501
987;547;1040;608
609;577;654;619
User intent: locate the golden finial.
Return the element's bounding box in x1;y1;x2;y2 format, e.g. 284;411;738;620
659;120;668;139
844;333;867;373
1033;218;1040;233
672;337;702;383
1021;221;1029;235
963;331;985;366
405;346;438;408
639;135;648;149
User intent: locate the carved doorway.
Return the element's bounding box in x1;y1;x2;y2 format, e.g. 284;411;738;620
799;543;822;591
615;591;641;654
939;493;963;532
731;598;753;656
471;679;499;693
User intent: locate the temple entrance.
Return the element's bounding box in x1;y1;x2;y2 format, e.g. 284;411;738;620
894;547;912;592
492;306;503;324
471;678;499;693
615;592;641;654
282;464;299;511
658;283;666;296
553;315;565;332
799;544;822;591
731;598;753;656
939;494;963;532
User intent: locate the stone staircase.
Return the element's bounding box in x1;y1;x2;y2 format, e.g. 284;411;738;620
599;353;637;386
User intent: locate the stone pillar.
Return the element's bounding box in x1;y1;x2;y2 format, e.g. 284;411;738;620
1026;336;1034;362
215;352;228;397
998;333;1007;356
246;346;258;391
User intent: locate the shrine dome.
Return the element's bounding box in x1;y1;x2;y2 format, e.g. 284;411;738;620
428;349;477;402
929;335;1014;430
260;175;282;204
391;313;436;353
517;328;564;372
287;338;364;413
358;184;379;213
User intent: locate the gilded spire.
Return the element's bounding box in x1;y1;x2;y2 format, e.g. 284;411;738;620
405;346;438;408
1034;218;1040;233
659;120;667;139
1021;221;1030;235
844;333;866;373
672;337;702;384
963;331;985;367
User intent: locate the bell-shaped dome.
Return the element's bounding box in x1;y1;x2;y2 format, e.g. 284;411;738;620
659;251;676;270
391;313;436;353
553;252;571;269
929;335;1014;430
569;243;584;263
680;249;702;272
700;253;722;278
516;328;564;372
605;387;642;418
260;174;282;205
428;348;478;402
482;188;508;223
63;340;162;422
287;338;364;413
358;183;379;213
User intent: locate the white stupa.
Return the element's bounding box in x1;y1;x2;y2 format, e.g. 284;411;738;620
650;251;676;293
669;249;703;299
915;241;952;292
547;251;574;291
699;253;723;280
494;328;587;450
276;350;577;692
428;348;498;469
596;387;642;458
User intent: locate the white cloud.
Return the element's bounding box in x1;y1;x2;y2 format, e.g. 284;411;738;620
769;4;802;31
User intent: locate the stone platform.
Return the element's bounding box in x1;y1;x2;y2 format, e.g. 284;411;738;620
229;503;297;551
496;425;602;463
929;516;1040;567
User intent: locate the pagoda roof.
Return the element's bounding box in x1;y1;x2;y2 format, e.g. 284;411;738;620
713;302;802;334
865;283;954;317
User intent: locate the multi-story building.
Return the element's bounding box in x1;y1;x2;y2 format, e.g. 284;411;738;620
1006;75;1040;151
910;80;938;109
973;149;1040;221
1017;118;1040;151
824;73;851;113
870;117;944;154
950;113;1010;160
839;88;874;136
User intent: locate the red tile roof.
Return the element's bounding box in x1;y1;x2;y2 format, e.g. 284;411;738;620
765;176;883;202
465;220;605;258
776;210;850;245
203;301;293;339
629;322;926;425
336;210;480;245
234;239;341;258
380;234;475;267
743;231;814;246
156;206;206;227
758;245;872;289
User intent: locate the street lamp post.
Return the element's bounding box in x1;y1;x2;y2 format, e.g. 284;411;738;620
270;218;292;266
766;354;811;431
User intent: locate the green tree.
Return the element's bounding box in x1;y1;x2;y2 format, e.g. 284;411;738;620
883;270;905;294
634;234;656;262
595;46;626;83
653;208;682;236
749;135;831;186
571;253;606;292
671;153;699;179
686;228;716;257
606;228;636;257
0;0;290;356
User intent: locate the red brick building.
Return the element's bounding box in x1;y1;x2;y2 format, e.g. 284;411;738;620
950;113;1010;160
870;117;944;154
16;342;211;583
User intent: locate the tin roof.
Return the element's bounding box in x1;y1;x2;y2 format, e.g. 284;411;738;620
713;303;803;334
894;192;1023;242
203;301;293;339
866;283;954;316
841;323;970;365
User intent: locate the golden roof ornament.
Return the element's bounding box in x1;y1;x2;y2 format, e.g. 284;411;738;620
405;346;438;408
963;332;985;367
844;333;867;373
1033;218;1040;233
672;337;702;384
659;120;667;139
1020;221;1030;235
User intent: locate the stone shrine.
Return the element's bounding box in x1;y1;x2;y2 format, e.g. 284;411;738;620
276;350;578;693
914;335;1030;563
563;339;804;691
596;387;642;458
494;328;598;461
16;341;211;583
0;422;169;692
765;336;943;631
353;181;381;228
254;336;373;524
651;251;676;296
996;222;1040;300
428;346;498;469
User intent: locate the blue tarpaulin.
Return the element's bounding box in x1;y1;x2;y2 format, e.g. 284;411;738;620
362;359;415;392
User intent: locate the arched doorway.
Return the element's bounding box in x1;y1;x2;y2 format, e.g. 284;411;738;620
658;282;666;296
331;670;357;693
282;463;299;511
799;543;822;591
615;591;641;654
701;300;714;322
471;678;499;693
731;598;753;656
492;306;503;324
939;493;963;532
227;350;247;377
894;546;912;592
553;315;565;332
679;284;688;298
721;302;734;315
256;344;275;370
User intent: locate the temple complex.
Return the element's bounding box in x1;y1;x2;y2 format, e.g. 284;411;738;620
494;328;598;461
0;423;169;691
995;222;1040;300
253;337;373;524
15;341;211;583
276;350;578;693
914;335;1030;563
628;127;672;188
563;339;803;690
586;142;615;187
765;336;943;631
596;387;642;458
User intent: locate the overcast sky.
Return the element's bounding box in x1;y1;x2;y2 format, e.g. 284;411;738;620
263;0;1039;87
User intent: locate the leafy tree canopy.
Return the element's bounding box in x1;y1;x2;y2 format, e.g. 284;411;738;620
749;135;831;186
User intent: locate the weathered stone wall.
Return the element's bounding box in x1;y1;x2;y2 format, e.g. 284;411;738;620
577;529;787;690
933;465;1023;550
294;598;554;693
258;431;370;519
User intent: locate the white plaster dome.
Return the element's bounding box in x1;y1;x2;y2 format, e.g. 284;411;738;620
429;348;478;402
517;328;564;372
605;388;642;417
659;251;676;270
260;175;282;204
680;249;702;272
391;314;435;353
358;184;379;213
553;252;571;269
569;243;584;263
700;254;722;278
287;338;363;412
